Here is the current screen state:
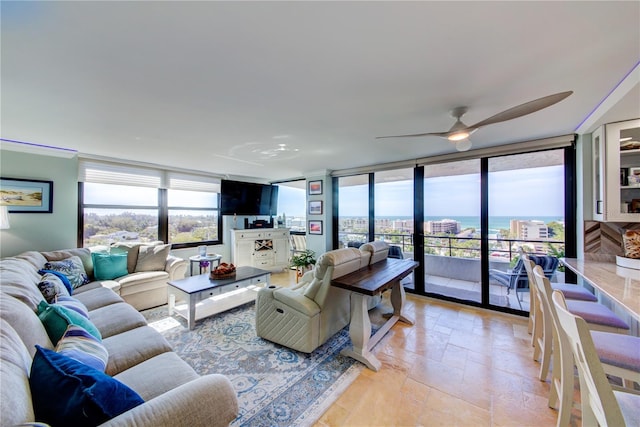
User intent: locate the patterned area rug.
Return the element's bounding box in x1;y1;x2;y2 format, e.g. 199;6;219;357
142;302;363;427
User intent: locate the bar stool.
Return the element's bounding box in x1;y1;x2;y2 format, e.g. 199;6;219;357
521;252;597;360
533;268;639;426
552;290;640;427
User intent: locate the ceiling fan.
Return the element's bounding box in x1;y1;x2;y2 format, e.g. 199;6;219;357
376;91;573;152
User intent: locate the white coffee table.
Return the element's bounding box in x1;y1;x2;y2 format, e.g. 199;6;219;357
167;266;270;329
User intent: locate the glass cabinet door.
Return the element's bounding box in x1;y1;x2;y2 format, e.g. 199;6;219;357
605;119;640;220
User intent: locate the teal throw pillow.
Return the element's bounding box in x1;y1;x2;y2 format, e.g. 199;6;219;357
56;325;109;372
30;345;143;426
91;251;128;281
43;256;90;289
38;269;74;295
37;272;71;303
37;300;101;345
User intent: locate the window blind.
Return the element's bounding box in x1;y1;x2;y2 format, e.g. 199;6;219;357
78;160;163;188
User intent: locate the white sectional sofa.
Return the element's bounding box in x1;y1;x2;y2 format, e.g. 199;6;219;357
0;248;238;427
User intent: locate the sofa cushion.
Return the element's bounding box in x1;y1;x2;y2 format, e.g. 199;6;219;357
30;345;144;426
0;293;53;357
117;271;169;296
91;251;129;280
0;257;45;311
56;325;109;372
0;319;36;426
113;352;198;401
44;256;90;289
103;326;172;376
37;272;71;303
112;241;164;274
135;244;171;272
73;286;124;311
88;302;147;339
37;300;102;345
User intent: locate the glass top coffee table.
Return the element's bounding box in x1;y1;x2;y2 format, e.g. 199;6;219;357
167;266;270;329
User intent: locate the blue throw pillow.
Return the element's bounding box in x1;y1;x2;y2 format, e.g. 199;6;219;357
38;269;73;295
30;345;143;426
91;251;128;280
37;300;101;345
43;256;90;289
37;272;71;303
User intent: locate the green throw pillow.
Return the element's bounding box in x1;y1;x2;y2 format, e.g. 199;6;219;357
91;251;128;280
37;300;102;345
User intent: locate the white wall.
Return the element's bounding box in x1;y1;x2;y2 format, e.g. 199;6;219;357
0;149;78;257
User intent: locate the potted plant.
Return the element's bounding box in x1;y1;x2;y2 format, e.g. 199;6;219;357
290;249;317;282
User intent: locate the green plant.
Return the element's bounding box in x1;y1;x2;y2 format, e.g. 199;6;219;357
290;249;317;268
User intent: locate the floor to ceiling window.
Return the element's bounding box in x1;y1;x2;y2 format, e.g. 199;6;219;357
274;180;307;232
423;160;482;303
337;174;370;247
332;138;575;316
487;149;567;312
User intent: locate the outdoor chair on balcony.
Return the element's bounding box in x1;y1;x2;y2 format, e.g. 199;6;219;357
489;254;560;309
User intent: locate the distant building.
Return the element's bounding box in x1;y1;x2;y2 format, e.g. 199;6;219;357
425;219;460;234
509;219;548;239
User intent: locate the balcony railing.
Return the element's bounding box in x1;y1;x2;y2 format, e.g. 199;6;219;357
338;231;564;261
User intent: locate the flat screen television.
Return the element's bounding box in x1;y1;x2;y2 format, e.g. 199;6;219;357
220;180;278;216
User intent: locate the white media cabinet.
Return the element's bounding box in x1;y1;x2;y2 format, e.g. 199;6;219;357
230;228;290;272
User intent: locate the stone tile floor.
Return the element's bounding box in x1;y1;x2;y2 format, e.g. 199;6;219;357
270;270;576;426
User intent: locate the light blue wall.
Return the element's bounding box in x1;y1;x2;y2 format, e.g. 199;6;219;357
0;149;78;257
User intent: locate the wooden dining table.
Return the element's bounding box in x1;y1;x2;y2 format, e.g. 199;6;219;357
560;258;640;322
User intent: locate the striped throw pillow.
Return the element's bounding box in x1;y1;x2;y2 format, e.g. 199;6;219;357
55;325;109;372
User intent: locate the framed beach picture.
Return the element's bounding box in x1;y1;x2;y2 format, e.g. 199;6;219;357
308;220;323;235
308;180;323;195
308;200;323;215
0;177;53;213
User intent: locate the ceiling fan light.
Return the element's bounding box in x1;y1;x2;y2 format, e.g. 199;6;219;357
455;139;472;152
448;131;470;141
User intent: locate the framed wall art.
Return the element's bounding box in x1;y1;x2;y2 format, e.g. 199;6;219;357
308;200;323;215
308;180;323;195
308;220;323;235
0;177;53;213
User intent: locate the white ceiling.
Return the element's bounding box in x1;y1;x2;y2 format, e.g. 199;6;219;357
2;1;639;182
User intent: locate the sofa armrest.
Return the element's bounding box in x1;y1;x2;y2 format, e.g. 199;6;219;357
165;255;187;280
100;375;238;427
273;288;321;317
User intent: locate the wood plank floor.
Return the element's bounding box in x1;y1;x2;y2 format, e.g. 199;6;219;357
270;270;572;426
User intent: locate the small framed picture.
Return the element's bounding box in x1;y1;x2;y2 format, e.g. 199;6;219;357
308;180;323;195
308;200;323;215
0;177;53;213
308;220;323;235
631;199;640;213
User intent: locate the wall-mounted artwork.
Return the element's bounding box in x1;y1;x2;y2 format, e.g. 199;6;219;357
0;177;53;213
308;180;323;195
308;200;323;215
308;220;323;235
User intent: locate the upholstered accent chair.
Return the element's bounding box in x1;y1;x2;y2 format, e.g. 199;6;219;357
255;248;362;353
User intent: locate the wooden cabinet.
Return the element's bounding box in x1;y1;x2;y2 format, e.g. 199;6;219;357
592;119;640;221
230;228;291;272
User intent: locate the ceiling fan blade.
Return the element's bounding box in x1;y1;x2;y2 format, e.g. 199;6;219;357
469;91;573;129
376;131;449;139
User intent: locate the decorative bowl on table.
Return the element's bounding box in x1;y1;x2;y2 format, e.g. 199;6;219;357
616;230;640;270
210;262;236;279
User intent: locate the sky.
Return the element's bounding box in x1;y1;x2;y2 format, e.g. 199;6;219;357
85;165;565;219
336;165;565;217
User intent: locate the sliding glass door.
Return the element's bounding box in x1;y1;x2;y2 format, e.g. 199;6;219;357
423;160;482;303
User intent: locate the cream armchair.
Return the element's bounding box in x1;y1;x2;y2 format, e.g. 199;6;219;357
255;242;391;353
255;248;365;353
